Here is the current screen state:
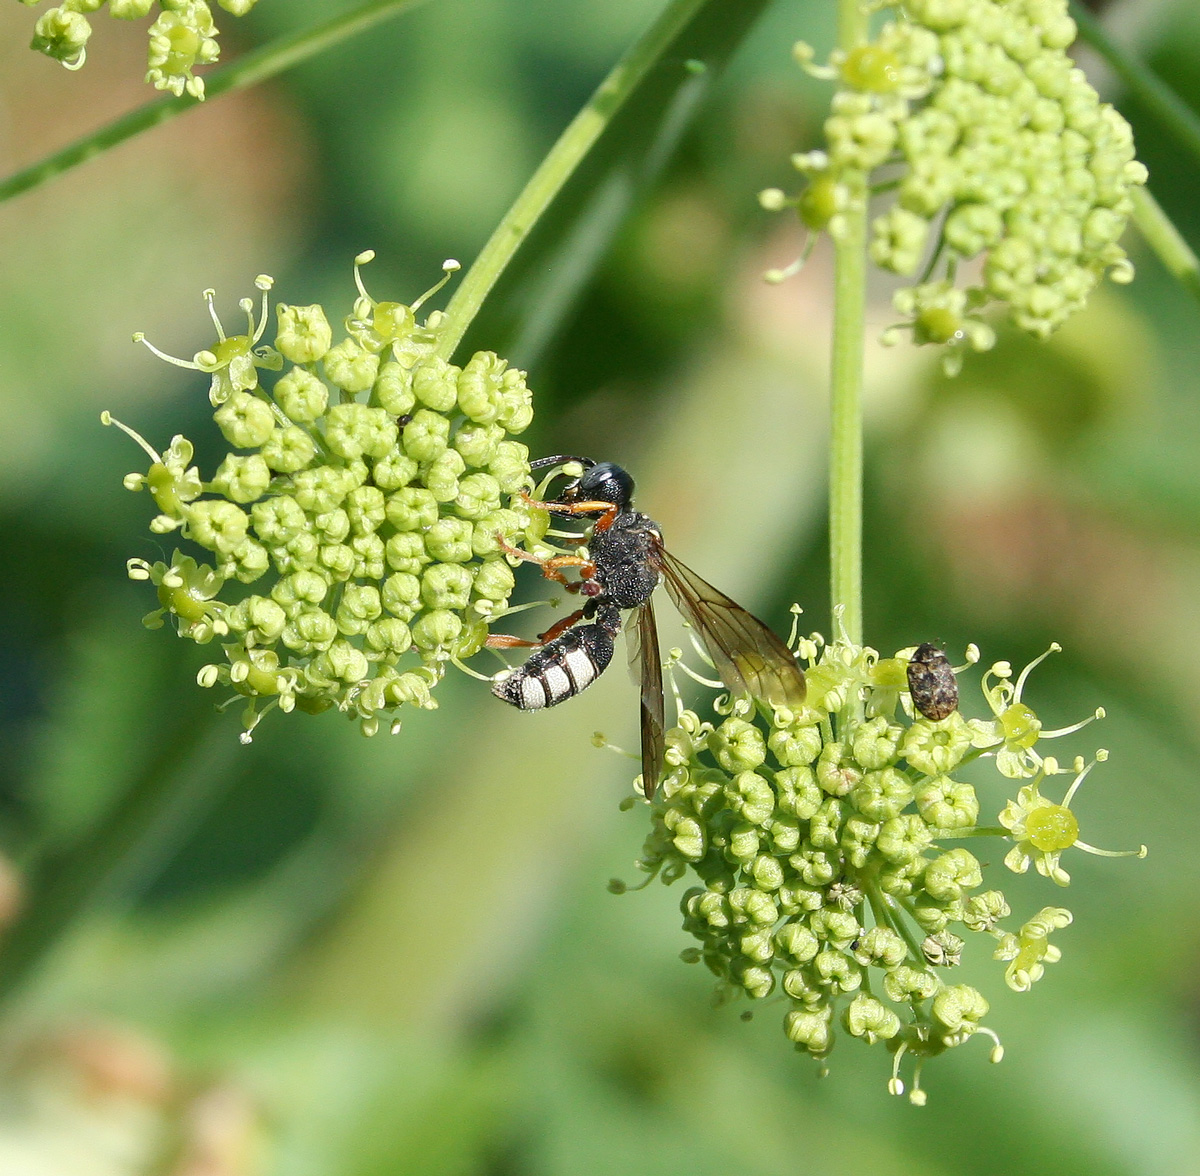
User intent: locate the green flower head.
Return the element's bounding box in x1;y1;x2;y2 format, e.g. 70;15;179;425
619;616;1143;1103
107;254;537;741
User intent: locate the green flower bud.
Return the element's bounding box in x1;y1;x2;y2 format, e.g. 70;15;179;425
319;543;356;582
776;921;820;963
923;848;982;902
32;7;91;66
411;608;463;651
727;822;760;864
844;995;901;1044
385;532;431;575
817;741;861;796
346;485;386;533
900;713;972;775
325;404;397;461
850;716;903;770
840;815;881;868
810;909;859;950
425;517;474;564
943;202;1004;257
853;926;907;969
275;304;332;364
729;887;778;927
496;368;534;433
472;509;523;558
963;890;1010;933
314;509;350;543
456;351;507;423
381;571;421;619
751;853;786;891
850;767;914;820
372;447;418;491
453;473;502;521
423;449;467;503
734;960;775;1000
402;409;450;463
372;362;415;417
784;1007;833;1055
227;594;286;643
876;814;933;864
365;618;413;656
869;206;930;275
931;984;989;1040
271;572;328;615
454;422;505;468
217;0;259;14
775;766;822;819
421;563;473;611
261;426;316;473
767;813;802;854
471;558;515;603
725;770;775;825
323;338;380;394
334;584;382;636
487;440;531;494
666;809;706;860
187;500;249;553
792;844;837;887
351;533;386;582
211;453;271;503
386;487;438;532
274;368;328;423
914;776;979;829
769;721;822;767
215;390;274;448
312;639;370;684
813;949;862;994
809;798;843;849
882;965;939;1004
711;718;767;774
412;358;461;412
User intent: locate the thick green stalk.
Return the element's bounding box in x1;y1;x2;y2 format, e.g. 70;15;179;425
828;0;869;645
0;0;432;204
1131;186;1200;306
434;0;717;361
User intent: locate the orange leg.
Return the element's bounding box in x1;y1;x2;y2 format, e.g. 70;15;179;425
485;633;540;649
519;492;621;533
496;532;596;587
537;608;587;643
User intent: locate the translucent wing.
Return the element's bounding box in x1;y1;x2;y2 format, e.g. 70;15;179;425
655;544;806;711
626;600;666;799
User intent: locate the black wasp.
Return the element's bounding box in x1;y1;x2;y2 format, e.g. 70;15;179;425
488;456;807;798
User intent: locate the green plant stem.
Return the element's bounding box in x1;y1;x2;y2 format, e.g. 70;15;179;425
1068;1;1200;167
0;0;432;205
932;826;1009;840
433;0;718;361
1131;186;1200;306
828;0;869;646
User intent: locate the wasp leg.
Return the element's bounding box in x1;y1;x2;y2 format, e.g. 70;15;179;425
496;532;593;587
536;608;587;644
519;491;621;533
485;633;541;649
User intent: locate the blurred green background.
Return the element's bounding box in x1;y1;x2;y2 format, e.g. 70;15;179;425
1;0;1198;1172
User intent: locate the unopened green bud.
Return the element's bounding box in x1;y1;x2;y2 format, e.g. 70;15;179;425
850;767;914;820
32;7;91;66
421;563;473;611
386;487;438;532
372;362;416;416
488;441;531;494
931;984;988;1039
187;500;249;553
110;0;155;17
385;531;431;575
471;558;515;603
325;404;397;461
275;304;332;364
402;409;450;463
425;517;473;563
817;741;861;797
769;721;822;767
411;608;463;651
776;922;819;963
423;449;467;503
412;358;461;412
876;814;933;864
850;716;903;770
211;453;271;503
726;770;775;825
372;447;418;491
853;926;907;969
261;426;316;473
712;718;767;774
844;994;901;1043
215;390;274;448
274;368;328;423
454;422;505;468
775;766;822;819
381;572;421;619
324;337;380;394
900;713;972;775
784;1007;833;1054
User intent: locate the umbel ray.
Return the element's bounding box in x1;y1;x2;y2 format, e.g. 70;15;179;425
487;456;807;797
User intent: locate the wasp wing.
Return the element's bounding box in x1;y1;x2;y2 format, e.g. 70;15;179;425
626;600;666;799
655;545;806;711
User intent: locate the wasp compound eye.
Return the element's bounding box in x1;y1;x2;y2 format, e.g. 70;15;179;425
907;643;958;721
576;462;634;507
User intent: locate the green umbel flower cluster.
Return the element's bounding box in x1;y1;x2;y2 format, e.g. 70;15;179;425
760;0;1147;373
623;627;1143;1104
106;254;537;741
20;0;257;95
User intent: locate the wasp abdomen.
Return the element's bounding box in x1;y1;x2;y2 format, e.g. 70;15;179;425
493;609;621;711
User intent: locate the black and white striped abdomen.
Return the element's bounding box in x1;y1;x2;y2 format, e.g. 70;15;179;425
492;619;616;710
